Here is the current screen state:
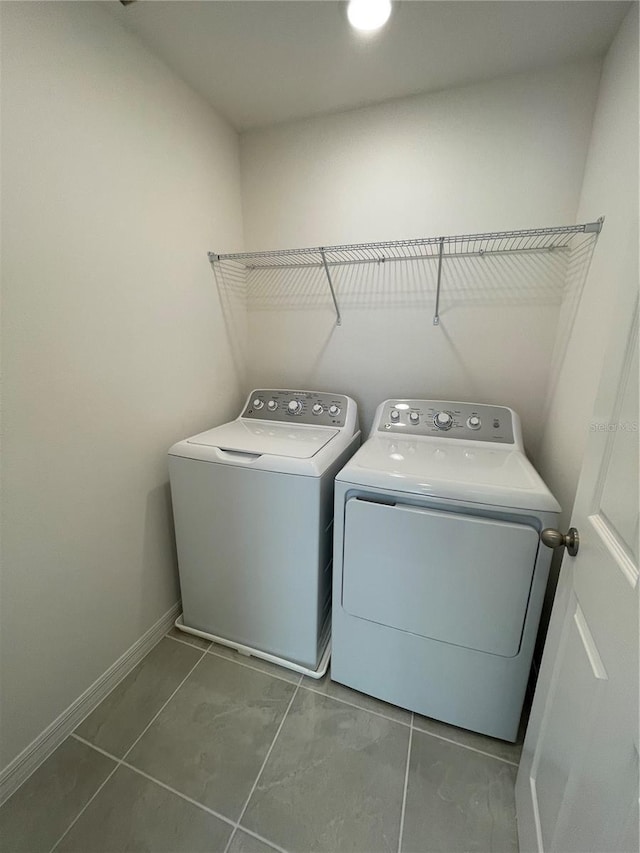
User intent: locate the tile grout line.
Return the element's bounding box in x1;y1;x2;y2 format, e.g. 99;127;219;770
48;760;120;853
71;734;237;831
206;648;302;686
165;632;302;687
47;648;209;853
223;674;303;853
299;683;412;729
70;733;121;762
396;712;414;853
235;825;290;853
164;633;212;652
411;727;520;767
120;760;237;829
122;647;209;762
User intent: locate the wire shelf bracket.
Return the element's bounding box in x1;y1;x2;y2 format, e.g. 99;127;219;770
208;218;603;327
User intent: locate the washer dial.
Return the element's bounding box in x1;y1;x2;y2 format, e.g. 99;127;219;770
409;412;420;424
328;405;341;417
267;400;278;411
467;415;481;430
252;398;264;409
312;403;324;415
434;411;453;430
287;400;303;415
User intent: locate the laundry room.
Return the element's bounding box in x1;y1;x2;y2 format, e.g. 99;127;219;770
1;1;638;852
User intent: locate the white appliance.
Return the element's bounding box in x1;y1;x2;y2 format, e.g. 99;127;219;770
332;398;560;740
169;389;360;678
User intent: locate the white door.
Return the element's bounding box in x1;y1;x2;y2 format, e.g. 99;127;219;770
516;266;639;848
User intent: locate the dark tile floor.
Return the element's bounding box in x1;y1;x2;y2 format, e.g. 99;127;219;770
0;629;522;853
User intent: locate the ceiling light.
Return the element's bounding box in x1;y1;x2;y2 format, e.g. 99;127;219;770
347;0;392;32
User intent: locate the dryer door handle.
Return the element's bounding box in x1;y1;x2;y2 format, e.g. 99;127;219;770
215;448;262;464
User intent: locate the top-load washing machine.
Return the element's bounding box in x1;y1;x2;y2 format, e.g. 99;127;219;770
332;398;560;741
169;389;360;678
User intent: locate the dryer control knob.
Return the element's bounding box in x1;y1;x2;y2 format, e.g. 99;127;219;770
312;403;324;415
328;405;341;417
409;412;420;424
390;409;400;421
434;411;453;430
287;400;302;415
267;400;278;411
252;398;264;409
467;415;481;430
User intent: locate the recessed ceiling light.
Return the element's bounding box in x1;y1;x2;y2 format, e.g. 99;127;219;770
347;0;392;32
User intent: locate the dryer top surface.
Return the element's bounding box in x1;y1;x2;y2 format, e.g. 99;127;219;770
337;435;560;513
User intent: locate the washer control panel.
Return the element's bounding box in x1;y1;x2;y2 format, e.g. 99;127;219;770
377;400;514;444
242;390;349;427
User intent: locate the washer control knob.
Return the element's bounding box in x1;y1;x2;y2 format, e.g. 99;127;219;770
434;411;453;430
328;405;341;417
467;415;481;430
287;400;302;415
390;409;400;421
409;412;420;424
252;398;264;409
312;403;324;415
267;400;278;411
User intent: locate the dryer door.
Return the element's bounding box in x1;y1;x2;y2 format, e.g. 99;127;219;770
341;498;539;657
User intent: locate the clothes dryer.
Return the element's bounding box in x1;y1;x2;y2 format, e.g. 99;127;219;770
332;398;559;739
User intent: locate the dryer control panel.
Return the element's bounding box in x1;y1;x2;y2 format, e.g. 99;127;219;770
241;389;350;427
376;400;515;444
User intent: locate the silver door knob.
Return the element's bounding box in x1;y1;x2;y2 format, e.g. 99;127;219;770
541;527;579;557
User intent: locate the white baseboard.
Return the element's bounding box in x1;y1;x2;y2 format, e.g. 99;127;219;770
0;601;181;807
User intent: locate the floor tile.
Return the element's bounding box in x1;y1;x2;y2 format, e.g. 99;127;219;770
126;654;295;820
0;738;115;853
75;638;202;757
401;730;518;853
302;667;411;725
167;626;212;651
208;642;300;684
57;765;232;852
413;711;524;764
242;689;409;853
228;829;283;853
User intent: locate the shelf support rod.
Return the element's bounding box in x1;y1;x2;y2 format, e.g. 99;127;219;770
433;237;445;326
320;250;342;326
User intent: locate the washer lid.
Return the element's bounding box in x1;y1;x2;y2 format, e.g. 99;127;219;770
337;435;560;512
186;420;339;459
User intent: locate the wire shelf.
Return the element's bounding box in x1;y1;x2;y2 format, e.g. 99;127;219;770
209;219;603;326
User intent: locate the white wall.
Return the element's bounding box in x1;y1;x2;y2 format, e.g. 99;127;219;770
534;4;639;637
0;1;244;771
239;61;601;444
537;4;639;526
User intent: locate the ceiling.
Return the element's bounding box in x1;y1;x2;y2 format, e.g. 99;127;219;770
107;1;630;132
